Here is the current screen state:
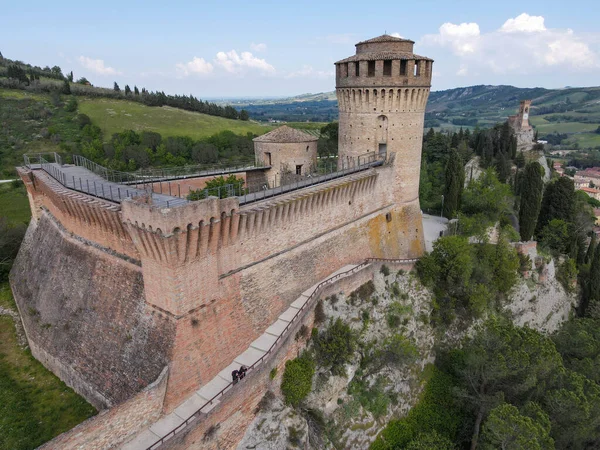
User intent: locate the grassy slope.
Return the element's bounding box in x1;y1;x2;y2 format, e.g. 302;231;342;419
0;181;94;450
78;97;272;140
0;183;31;224
0;291;97;450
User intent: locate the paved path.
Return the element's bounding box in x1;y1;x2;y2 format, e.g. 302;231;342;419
120;263;366;450
422;213;448;252
39;164;187;208
0;179;16;184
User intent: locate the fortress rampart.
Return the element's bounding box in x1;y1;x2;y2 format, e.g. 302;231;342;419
10;34;432;449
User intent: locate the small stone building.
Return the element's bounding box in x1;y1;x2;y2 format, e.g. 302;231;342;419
253;125;318;187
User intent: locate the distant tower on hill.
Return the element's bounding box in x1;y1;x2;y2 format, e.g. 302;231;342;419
508;100;535;148
335;33;433;205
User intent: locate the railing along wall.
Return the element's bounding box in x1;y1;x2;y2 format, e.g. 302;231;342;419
145;257;418;449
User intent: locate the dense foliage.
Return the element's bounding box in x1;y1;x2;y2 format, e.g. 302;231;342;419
281;353;315;407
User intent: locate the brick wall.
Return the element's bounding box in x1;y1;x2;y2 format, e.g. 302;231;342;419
10;212;174;409
39;368;168;450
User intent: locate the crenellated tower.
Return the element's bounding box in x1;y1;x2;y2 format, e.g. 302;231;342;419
335;34;433;253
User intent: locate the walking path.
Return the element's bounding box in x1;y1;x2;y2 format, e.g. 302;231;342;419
121;263;368;450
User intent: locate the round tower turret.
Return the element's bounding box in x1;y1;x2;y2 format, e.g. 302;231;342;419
335;34;433;204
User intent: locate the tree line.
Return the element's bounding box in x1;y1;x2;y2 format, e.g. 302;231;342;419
0;57;249;121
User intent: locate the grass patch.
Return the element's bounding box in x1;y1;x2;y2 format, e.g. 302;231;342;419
0;183;31;225
0;315;96;449
78;97;272;140
0;283;17;311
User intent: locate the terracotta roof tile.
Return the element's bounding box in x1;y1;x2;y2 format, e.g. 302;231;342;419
253;125;318;143
356;34;415;45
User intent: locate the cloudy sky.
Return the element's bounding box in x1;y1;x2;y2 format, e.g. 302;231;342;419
1;0;598;98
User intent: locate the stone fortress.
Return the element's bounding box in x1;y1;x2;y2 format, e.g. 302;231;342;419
10;35;432;449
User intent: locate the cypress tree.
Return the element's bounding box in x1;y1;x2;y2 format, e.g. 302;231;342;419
62;78;71;95
518;162;544;241
535;177;576;236
588;247;600;312
585;235;597;265
443;148;464;219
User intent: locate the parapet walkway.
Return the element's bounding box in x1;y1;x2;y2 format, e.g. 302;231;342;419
37;163;188;208
121;258;417;450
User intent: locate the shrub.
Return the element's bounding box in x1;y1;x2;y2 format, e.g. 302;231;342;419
380;265;390;276
314;318;356;376
353;280;375;302
281;353;315;407
314;300;326;325
269;367;277;379
557;258;578;293
377;333;418;368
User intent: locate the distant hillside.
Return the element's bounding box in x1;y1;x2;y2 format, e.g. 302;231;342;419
237;85;600;149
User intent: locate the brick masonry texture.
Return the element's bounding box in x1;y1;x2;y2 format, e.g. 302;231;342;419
10;34;431;449
10;212;173;409
39;368;168;450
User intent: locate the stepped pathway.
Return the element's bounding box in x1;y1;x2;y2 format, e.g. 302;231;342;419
39;163;188;207
121;263;369;450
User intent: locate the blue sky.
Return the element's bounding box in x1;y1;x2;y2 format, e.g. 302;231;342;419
1;0;599;97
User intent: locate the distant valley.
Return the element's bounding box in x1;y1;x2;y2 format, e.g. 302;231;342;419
232;85;600;149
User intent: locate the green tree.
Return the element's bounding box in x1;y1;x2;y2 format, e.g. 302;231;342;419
515;151;526;169
134;85;139;95
313;318;356;376
187;175;245;200
124;84;131;95
554;318;600;385
539;219;570;254
281;353;315;407
239;109;249;121
451;319;563;450
585;235;597;265
61;79;71;95
67;71;73;82
518;162;544;241
76;77;90;85
406;431;456;450
480;403;554;450
587;247;600;316
536;177;575;236
443;148;464;219
113;81;120;92
492;234;520;294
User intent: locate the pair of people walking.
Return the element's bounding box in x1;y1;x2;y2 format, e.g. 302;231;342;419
231;365;248;384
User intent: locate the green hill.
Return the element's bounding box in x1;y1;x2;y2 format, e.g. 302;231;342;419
238;85;600;149
78;97;271;140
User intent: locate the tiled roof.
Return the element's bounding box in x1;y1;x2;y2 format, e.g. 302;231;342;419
356;34;415;45
336;51;432;64
253;125;318;143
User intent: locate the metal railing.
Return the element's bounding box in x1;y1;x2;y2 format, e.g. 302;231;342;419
146;256;417;449
182;152;385;205
23;152;62;169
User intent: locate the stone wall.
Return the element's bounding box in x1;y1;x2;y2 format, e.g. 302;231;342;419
254;140;318;186
40;368;168;450
10;212;174;409
121;163;424;409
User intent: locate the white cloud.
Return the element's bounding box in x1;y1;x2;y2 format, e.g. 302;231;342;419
285;65;333;79
78;56;121;75
176;57;214;76
390;32;404;38
500;13;546;33
420;14;599;74
250;42;267;52
215;50;275;74
422;22;481;56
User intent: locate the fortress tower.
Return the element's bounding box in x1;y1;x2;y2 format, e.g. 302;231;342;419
508;99;534;147
335;34;433;250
